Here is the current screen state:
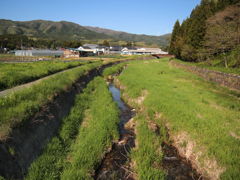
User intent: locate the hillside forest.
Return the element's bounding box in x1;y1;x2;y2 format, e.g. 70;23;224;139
169;0;240;68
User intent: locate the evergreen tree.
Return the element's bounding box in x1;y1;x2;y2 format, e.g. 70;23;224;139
169;20;181;56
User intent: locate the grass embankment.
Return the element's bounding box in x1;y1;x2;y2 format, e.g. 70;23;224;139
102;62;127;77
26;77;119;179
0;60;91;90
117;59;240;179
173;59;240;75
131;113;166;179
0;62;101;140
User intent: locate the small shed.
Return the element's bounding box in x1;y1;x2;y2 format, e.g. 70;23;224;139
63;49;80;58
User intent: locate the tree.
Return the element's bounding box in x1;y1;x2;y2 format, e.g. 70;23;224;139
169;0;240;62
169;20;181;56
125;41;134;48
102;40;110;47
204;3;240;67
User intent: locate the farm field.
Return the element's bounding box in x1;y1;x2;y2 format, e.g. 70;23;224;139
0;61;101;140
0;57;239;180
0;60;92;91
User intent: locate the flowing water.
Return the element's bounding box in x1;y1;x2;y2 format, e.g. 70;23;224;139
94;83;136;180
95;82;202;180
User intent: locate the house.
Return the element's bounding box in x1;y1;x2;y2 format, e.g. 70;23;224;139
77;46;95;57
83;44;99;50
63;49;80;58
109;46;123;54
77;44;109;56
15;50;64;57
98;45;110;55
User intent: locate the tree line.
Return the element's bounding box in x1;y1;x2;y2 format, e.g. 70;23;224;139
0;35;148;52
0;34;83;50
169;0;240;67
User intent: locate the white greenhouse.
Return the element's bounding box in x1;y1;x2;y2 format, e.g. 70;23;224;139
15;50;64;57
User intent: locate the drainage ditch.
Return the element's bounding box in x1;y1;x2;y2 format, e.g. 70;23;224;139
96;78;203;180
0;62;121;179
94;82;136;180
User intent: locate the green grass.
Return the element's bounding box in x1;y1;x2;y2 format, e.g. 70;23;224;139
26;77;119;180
102;62;127;77
95;54;126;59
26;81;89;180
117;59;240;179
0;62;101;140
131;114;165;179
0;54;38;61
0;60;91;90
61;77;119;179
173;59;240;75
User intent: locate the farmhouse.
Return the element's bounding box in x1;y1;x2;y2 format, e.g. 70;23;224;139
77;44;108;56
109;46;123;54
77;46;95;57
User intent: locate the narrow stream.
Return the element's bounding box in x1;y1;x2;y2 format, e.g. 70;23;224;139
95;82;202;180
94;83;136;180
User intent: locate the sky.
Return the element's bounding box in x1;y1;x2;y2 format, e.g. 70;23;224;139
0;0;201;36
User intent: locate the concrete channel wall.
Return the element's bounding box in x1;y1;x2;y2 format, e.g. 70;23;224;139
170;60;240;91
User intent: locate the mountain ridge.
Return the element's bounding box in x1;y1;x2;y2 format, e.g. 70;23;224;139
0;19;170;47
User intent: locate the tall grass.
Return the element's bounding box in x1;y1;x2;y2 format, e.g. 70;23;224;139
61;77;119;179
131;114;165;179
26;77;119;180
26;84;89;180
0;62;101;140
118;59;240;179
102;62;127;77
0;60;91;90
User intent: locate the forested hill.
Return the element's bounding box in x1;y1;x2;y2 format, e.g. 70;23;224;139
0;19;170;47
85;26;171;47
0;19;110;40
169;0;240;67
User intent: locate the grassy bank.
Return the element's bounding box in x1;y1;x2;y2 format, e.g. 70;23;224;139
0;60;91;90
131;114;165;179
117;59;240;179
0;62;101;140
26;77;119;179
173;59;240;75
102;62;127;77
